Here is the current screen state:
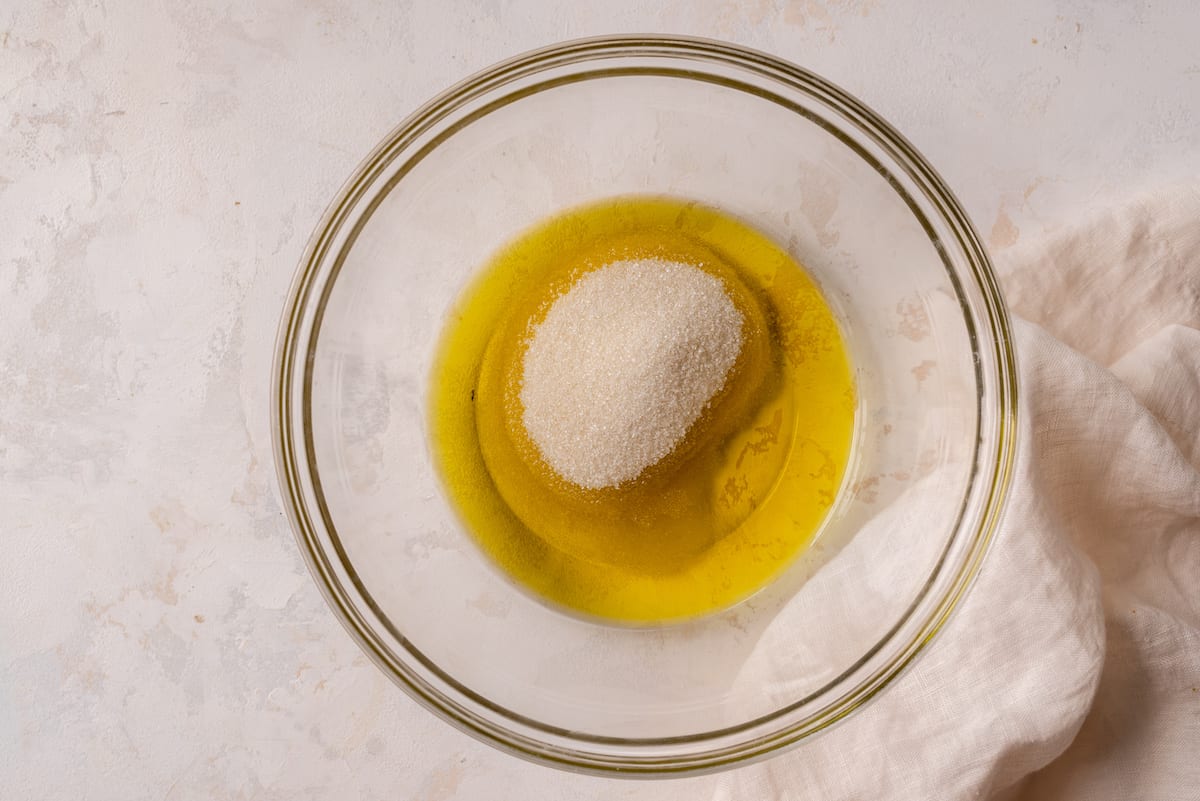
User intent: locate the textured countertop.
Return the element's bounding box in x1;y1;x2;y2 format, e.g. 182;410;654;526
3;2;1198;798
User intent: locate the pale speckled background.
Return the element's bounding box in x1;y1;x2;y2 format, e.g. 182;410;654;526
1;2;1198;799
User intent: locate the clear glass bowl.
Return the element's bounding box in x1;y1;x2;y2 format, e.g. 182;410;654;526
272;36;1017;776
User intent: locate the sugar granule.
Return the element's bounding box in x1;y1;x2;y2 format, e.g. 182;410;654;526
520;258;744;489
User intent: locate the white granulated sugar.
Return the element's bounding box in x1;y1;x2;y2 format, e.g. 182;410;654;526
520;258;744;489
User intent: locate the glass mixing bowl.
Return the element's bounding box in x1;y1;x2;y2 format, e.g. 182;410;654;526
272;36;1017;775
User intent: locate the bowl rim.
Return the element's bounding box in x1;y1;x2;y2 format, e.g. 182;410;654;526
272;34;1019;776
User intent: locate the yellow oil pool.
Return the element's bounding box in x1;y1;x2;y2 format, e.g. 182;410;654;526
430;196;855;623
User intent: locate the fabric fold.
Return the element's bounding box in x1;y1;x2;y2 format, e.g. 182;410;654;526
714;189;1200;800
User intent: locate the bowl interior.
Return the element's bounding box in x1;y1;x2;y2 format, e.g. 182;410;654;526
280;38;1012;772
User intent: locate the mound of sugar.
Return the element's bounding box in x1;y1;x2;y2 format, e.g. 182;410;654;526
520;258;744;489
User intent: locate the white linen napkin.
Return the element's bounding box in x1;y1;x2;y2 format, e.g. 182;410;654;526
712;188;1200;800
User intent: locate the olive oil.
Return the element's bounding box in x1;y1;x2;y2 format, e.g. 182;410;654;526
430;197;855;623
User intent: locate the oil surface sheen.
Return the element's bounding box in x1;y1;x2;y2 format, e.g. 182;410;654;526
430;197;855;623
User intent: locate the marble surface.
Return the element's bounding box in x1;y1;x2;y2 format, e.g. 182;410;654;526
2;1;1198;798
